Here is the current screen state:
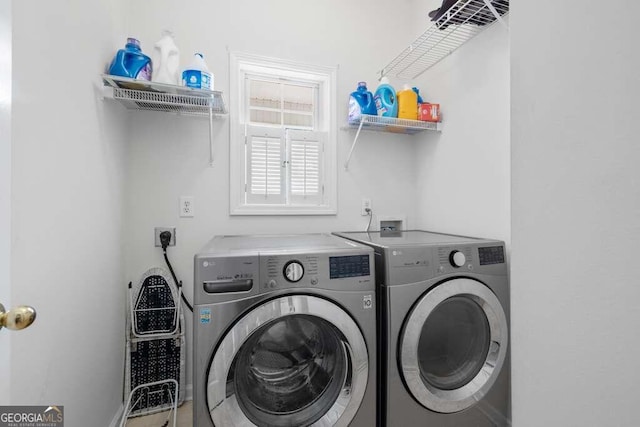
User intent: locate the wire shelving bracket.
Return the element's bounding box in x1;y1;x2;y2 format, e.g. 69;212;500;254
342;115;441;171
101;75;228;166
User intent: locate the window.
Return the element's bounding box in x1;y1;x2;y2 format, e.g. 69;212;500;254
230;52;337;215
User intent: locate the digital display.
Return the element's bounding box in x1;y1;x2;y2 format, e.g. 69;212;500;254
330;255;370;279
478;246;505;265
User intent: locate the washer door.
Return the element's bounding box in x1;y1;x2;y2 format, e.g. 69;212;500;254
207;295;369;427
400;278;508;413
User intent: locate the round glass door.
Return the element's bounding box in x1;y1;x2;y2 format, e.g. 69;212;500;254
207;295;369;427
400;278;508;413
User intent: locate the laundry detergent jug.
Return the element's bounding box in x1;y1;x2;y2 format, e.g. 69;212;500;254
412;87;424;104
151;30;180;85
182;53;212;90
397;84;418;120
348;82;377;123
108;38;152;80
374;77;398;118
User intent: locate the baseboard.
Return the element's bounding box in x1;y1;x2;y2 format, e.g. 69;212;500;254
108;403;124;427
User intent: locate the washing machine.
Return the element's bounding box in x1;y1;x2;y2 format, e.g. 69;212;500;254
193;233;377;427
334;230;510;427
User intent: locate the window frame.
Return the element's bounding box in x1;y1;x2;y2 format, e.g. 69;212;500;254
229;51;337;216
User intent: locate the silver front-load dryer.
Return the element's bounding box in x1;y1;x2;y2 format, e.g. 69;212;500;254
334;230;510;427
193;234;376;427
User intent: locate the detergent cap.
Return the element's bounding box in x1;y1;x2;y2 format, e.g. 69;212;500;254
379;76;390;85
402;83;412;91
358;81;368;89
126;38;141;50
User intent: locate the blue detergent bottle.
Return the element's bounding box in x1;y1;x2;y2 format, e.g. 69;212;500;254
413;87;424;104
108;38;152;80
374;77;398;118
348;82;377;123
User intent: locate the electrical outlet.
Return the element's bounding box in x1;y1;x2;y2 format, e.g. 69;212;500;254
180;196;194;218
155;227;176;247
361;198;372;216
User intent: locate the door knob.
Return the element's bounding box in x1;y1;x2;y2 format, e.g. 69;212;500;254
0;303;36;331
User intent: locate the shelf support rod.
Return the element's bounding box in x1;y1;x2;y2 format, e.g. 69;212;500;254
208;104;214;167
344;117;365;171
482;0;508;30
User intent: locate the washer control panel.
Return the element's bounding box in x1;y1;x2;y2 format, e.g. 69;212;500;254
329;255;370;279
262;252;372;291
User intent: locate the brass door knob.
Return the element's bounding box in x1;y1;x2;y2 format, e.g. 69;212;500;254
0;303;36;331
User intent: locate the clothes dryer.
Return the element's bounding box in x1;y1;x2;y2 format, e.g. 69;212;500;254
334;230;510;427
193;234;377;427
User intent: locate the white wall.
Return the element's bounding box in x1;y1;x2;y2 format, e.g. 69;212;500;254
511;0;640;425
0;0;12;405
123;0;424;393
409;0;511;244
10;1;128;426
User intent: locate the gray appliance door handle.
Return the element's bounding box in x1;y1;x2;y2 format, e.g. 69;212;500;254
203;279;253;293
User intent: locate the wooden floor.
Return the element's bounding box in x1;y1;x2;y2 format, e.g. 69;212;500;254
123;401;192;427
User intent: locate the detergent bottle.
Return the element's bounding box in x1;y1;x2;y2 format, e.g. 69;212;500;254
348;82;377;123
108;38;152;80
151;30;180;85
397;84;418;120
182;53;213;90
374;77;398;118
412;87;424;104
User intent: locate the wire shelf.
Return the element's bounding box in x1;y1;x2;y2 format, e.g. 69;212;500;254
346;115;441;134
102;74;227;116
380;0;509;80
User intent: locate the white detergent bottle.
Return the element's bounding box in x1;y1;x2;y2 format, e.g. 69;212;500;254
151;30;180;85
182;53;213;90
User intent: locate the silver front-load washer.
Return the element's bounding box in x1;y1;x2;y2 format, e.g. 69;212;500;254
334;230;510;427
193;234;376;427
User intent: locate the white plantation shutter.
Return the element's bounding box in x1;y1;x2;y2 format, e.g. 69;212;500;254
287;130;325;205
246;126;285;204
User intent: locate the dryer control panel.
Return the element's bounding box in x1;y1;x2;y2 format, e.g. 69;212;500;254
382;244;507;285
437;246;474;274
435;244;507;277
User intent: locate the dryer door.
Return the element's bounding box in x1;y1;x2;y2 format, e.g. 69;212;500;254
399;277;508;413
207;295;369;427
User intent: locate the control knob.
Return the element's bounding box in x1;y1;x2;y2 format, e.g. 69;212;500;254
284;261;304;282
449;250;466;268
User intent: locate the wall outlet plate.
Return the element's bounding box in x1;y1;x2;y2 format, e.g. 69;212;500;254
155;227;176;247
361;198;372;216
180;196;194;217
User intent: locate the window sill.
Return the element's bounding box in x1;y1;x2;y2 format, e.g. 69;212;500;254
230;204;337;216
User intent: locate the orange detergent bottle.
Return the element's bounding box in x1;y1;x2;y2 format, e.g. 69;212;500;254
397;84;418;120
